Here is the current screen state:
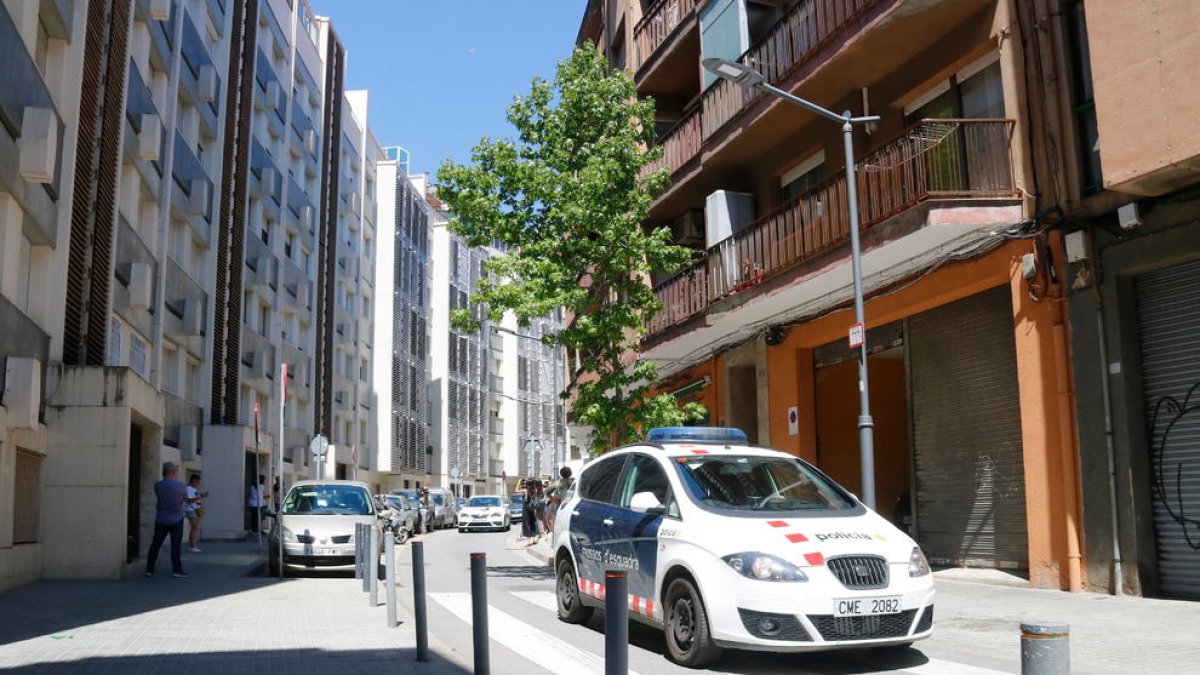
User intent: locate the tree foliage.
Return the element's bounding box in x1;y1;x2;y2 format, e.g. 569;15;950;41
437;45;705;455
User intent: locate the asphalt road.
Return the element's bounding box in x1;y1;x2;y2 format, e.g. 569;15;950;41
390;529;1017;675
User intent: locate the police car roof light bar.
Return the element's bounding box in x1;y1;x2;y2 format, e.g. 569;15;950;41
646;427;749;444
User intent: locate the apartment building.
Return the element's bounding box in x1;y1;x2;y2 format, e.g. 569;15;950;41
0;0;381;590
580;0;1085;591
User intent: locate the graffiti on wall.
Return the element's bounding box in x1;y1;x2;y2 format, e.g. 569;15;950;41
1149;381;1200;550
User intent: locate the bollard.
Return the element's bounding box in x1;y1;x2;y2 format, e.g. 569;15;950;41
368;525;380;607
361;524;371;592
470;552;490;675
1021;622;1070;675
385;529;397;627
412;541;429;662
604;571;629;675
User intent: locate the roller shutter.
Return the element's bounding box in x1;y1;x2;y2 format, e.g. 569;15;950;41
908;286;1028;568
1135;259;1200;599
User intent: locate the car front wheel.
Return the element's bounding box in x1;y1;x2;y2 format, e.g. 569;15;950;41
556;558;593;624
664;577;722;668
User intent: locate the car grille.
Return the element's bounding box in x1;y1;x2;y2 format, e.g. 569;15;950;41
826;555;889;590
809;610;917;642
296;534;315;544
915;606;934;633
737;609;812;642
331;535;352;544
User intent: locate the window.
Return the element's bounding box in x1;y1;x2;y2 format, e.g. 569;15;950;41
780;150;826;202
618;454;677;517
1065;0;1102;195
579;456;627;504
130;333;147;379
285;231;295;259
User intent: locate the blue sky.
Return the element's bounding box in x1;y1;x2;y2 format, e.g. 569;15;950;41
310;1;587;177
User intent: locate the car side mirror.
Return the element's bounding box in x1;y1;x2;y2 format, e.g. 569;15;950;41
630;491;665;515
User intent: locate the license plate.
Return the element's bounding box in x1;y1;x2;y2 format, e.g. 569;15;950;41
833;596;902;617
314;546;339;555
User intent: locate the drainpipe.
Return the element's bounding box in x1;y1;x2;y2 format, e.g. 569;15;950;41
1095;301;1124;595
1051;293;1083;592
150;3;188;390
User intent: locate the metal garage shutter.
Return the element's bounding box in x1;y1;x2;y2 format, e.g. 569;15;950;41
909;286;1028;568
1135;259;1200;599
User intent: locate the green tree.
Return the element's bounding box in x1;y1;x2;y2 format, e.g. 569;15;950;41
437;45;705;455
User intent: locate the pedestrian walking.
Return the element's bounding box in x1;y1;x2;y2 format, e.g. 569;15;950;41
418;488;433;534
522;479;541;546
533;481;548;534
246;474;266;533
544;486;559;533
558;465;575;500
145;462;188;578
185;474;209;552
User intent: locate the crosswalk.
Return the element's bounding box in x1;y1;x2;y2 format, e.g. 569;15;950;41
429;589;1013;675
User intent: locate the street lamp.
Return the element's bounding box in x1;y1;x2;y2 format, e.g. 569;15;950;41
702;58;881;510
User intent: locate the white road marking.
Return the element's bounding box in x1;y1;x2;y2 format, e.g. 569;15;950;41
890;659;1013;675
512;590;559;613
429;592;643;675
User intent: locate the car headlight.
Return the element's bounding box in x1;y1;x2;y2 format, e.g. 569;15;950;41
279;527;297;543
909;546;931;577
722;553;808;582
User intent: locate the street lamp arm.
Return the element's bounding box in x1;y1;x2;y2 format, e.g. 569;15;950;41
756;81;881;126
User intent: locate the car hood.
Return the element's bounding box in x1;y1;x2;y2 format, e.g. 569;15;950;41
461;507;505;517
279;514;376;541
680;509;915;566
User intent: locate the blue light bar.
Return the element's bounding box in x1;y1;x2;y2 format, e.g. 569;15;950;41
646;427;748;444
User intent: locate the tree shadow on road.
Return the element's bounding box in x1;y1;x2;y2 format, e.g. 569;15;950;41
0;646;472;674
486;565;556;581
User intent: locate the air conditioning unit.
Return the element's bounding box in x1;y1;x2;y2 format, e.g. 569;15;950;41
18;107;57;184
247;350;268;379
197;65;217;103
304;128;317;154
139;114;162;161
128;262;153;310
181;297;204;335
299;205;313;232
177;424;199;459
264;81;281;110
704;190;755;247
671;209;705;247
189;179;210;218
258;167;277;197
3;357;41;429
149;0;171;21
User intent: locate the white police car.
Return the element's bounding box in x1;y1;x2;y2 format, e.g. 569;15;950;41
552;427;934;668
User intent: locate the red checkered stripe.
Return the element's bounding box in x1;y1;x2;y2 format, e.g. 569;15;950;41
578;579;657;619
767;520;826;566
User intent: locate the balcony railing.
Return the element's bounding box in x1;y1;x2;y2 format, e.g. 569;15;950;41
632;0;698;73
701;0;879;140
640;107;703;180
649;119;1017;336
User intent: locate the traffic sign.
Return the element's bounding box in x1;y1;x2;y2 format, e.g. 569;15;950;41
310;435;329;459
450;466;462;480
848;322;865;348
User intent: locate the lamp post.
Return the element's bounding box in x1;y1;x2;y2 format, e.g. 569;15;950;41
702;58;881;510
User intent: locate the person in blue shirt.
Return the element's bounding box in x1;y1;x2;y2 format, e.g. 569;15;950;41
145;462;190;578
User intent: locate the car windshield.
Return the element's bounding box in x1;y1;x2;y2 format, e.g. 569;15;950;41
469;497;502;508
396;490;420;501
282;485;373;515
508;494;524;506
674;455;857;514
384;495;406;509
432;494;445;505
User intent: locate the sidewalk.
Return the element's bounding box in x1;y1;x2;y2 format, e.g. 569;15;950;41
0;541;468;674
514;532;1200;674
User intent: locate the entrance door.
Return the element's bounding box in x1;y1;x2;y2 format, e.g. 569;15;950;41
908;286;1027;568
1135;259;1200;599
126;424;142;563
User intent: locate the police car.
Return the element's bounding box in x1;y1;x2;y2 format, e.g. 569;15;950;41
552;427;934;668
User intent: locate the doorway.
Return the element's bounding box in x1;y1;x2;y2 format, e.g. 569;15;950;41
126;424;143;563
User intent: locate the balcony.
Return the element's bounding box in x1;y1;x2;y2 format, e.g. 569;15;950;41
648;118;1017;338
640;107;702;180
633;0;700;83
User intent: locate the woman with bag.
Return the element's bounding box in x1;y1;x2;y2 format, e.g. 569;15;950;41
522;479;540;545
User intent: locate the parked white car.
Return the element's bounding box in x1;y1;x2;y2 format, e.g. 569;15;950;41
269;480;382;574
552;427;935;667
457;495;511;533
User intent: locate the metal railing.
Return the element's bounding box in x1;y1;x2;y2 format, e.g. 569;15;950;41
632;0;698;73
649;119;1017;335
640;107;703;180
701;0;880;140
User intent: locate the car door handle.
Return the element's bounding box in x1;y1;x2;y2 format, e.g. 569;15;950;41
602;518;614;526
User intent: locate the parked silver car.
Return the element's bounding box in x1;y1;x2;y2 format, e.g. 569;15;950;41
269;480;383;574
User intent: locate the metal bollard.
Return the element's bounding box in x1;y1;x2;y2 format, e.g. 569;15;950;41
470;552;490;675
385;529;397;627
1021;622;1070;675
368;525;380;607
604;571;629;675
412;541;429;662
355;524;364;582
360;524;370;591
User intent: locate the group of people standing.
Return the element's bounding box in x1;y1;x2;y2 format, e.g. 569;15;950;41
145;462;207;578
520;466;573;546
